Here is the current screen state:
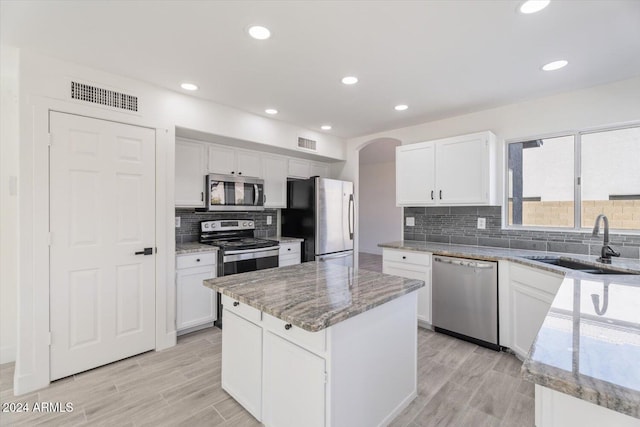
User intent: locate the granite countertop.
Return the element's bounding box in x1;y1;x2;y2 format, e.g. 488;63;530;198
379;240;640;418
203;261;424;332
176;242;218;255
267;236;305;243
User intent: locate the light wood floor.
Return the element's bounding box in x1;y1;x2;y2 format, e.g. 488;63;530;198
1;253;534;426
358;252;383;273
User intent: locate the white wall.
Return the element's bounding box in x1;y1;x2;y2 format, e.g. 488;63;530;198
338;76;640;230
0;46;19;363
358;161;402;254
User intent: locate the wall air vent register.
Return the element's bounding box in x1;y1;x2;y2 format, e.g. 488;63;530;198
297;136;317;151
70;81;138;112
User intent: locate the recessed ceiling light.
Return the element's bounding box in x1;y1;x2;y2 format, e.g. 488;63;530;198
265;108;278;115
341;76;358;85
248;26;271;40
180;83;198;91
519;0;550;14
394;104;409;111
542;60;568;71
321;125;332;130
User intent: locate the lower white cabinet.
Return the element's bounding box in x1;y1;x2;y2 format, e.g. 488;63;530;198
499;261;563;359
176;252;217;334
263;331;326;427
382;248;432;326
279;241;301;267
221;308;263;421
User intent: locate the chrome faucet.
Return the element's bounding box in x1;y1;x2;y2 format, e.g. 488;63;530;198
592;214;620;264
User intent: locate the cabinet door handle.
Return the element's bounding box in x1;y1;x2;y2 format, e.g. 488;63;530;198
196;258;200;262
238;171;242;175
284;323;292;330
288;248;291;251
439;190;442;200
231;171;235;174
430;190;434;200
402;256;406;260
233;301;239;307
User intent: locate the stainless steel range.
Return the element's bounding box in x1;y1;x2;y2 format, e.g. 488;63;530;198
200;220;279;327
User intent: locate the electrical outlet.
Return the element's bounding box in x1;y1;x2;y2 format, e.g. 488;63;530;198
175;217;181;228
477;217;486;229
266;216;272;225
406;217;415;227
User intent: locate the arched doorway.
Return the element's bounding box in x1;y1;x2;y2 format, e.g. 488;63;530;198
357;138;402;270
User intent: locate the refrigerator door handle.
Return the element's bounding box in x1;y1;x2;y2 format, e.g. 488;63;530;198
348;194;354;240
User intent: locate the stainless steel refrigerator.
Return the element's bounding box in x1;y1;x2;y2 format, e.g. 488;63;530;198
282;177;354;267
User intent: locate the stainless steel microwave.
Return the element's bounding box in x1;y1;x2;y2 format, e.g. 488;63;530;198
205;174;265;211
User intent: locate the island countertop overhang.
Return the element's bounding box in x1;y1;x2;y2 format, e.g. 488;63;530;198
203;261;424;332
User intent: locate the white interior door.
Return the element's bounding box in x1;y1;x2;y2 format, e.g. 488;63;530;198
50;111;156;380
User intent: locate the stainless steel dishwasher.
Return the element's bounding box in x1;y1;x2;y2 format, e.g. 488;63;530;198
432;255;499;350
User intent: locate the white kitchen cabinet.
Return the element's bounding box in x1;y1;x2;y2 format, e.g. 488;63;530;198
499;261;563;359
175;138;206;207
262;155;288;208
382;248;432;326
279;241;301;267
309;162;329;179
262;330;326;427
288;159;330;179
208;144;262;177
222;308;263;421
396;131;497;206
176;252;217;334
396;143;436;206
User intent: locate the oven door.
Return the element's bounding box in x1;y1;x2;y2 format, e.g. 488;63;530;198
207;174;264;211
215;247;279;328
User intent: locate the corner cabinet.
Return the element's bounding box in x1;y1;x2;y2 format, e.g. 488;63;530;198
382;248;432;327
396;131;497;206
498;261;563;359
176;252;217;334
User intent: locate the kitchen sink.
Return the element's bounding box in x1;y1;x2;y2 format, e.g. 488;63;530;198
524;256;638;275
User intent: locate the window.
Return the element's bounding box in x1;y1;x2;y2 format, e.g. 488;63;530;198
507;124;640;231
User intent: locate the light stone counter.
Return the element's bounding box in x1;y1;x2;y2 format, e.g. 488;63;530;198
379;240;640;420
267;236;304;243
203;261;424;332
176;242;218;255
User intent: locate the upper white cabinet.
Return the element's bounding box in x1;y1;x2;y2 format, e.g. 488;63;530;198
175;138;207;207
288;158;330;179
262;155;288;208
396;131;497;206
209;144;262;177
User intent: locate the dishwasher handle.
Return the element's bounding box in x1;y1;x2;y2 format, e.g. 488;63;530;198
434;257;494;269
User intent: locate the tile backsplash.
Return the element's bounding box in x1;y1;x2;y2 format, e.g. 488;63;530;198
404;206;640;259
175;209;278;244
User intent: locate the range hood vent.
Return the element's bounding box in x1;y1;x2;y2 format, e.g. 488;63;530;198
297;137;317;151
71;81;138;112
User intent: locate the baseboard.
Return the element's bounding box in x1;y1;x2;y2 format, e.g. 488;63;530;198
13;371;49;396
0;345;16;364
378;390;418;427
156;330;177;351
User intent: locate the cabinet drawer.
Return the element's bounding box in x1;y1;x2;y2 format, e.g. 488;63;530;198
176;252;217;269
383;249;431;266
263;313;326;354
222;294;261;324
279;242;301;256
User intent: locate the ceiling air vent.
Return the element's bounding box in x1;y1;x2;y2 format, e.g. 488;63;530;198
71;81;138;112
297;137;317;151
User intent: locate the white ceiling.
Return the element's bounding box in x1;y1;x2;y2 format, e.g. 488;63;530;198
2;1;640;139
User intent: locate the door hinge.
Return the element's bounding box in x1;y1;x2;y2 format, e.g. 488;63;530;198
47;332;52;346
577;177;581;185
48;133;52;147
47;232;53;246
324;372;328;384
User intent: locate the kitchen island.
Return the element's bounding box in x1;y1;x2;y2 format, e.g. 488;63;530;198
203;261;424;427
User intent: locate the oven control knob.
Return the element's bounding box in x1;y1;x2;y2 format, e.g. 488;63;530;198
242;222;248;227
211;223;216;228
204;223;209;229
248;221;253;227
